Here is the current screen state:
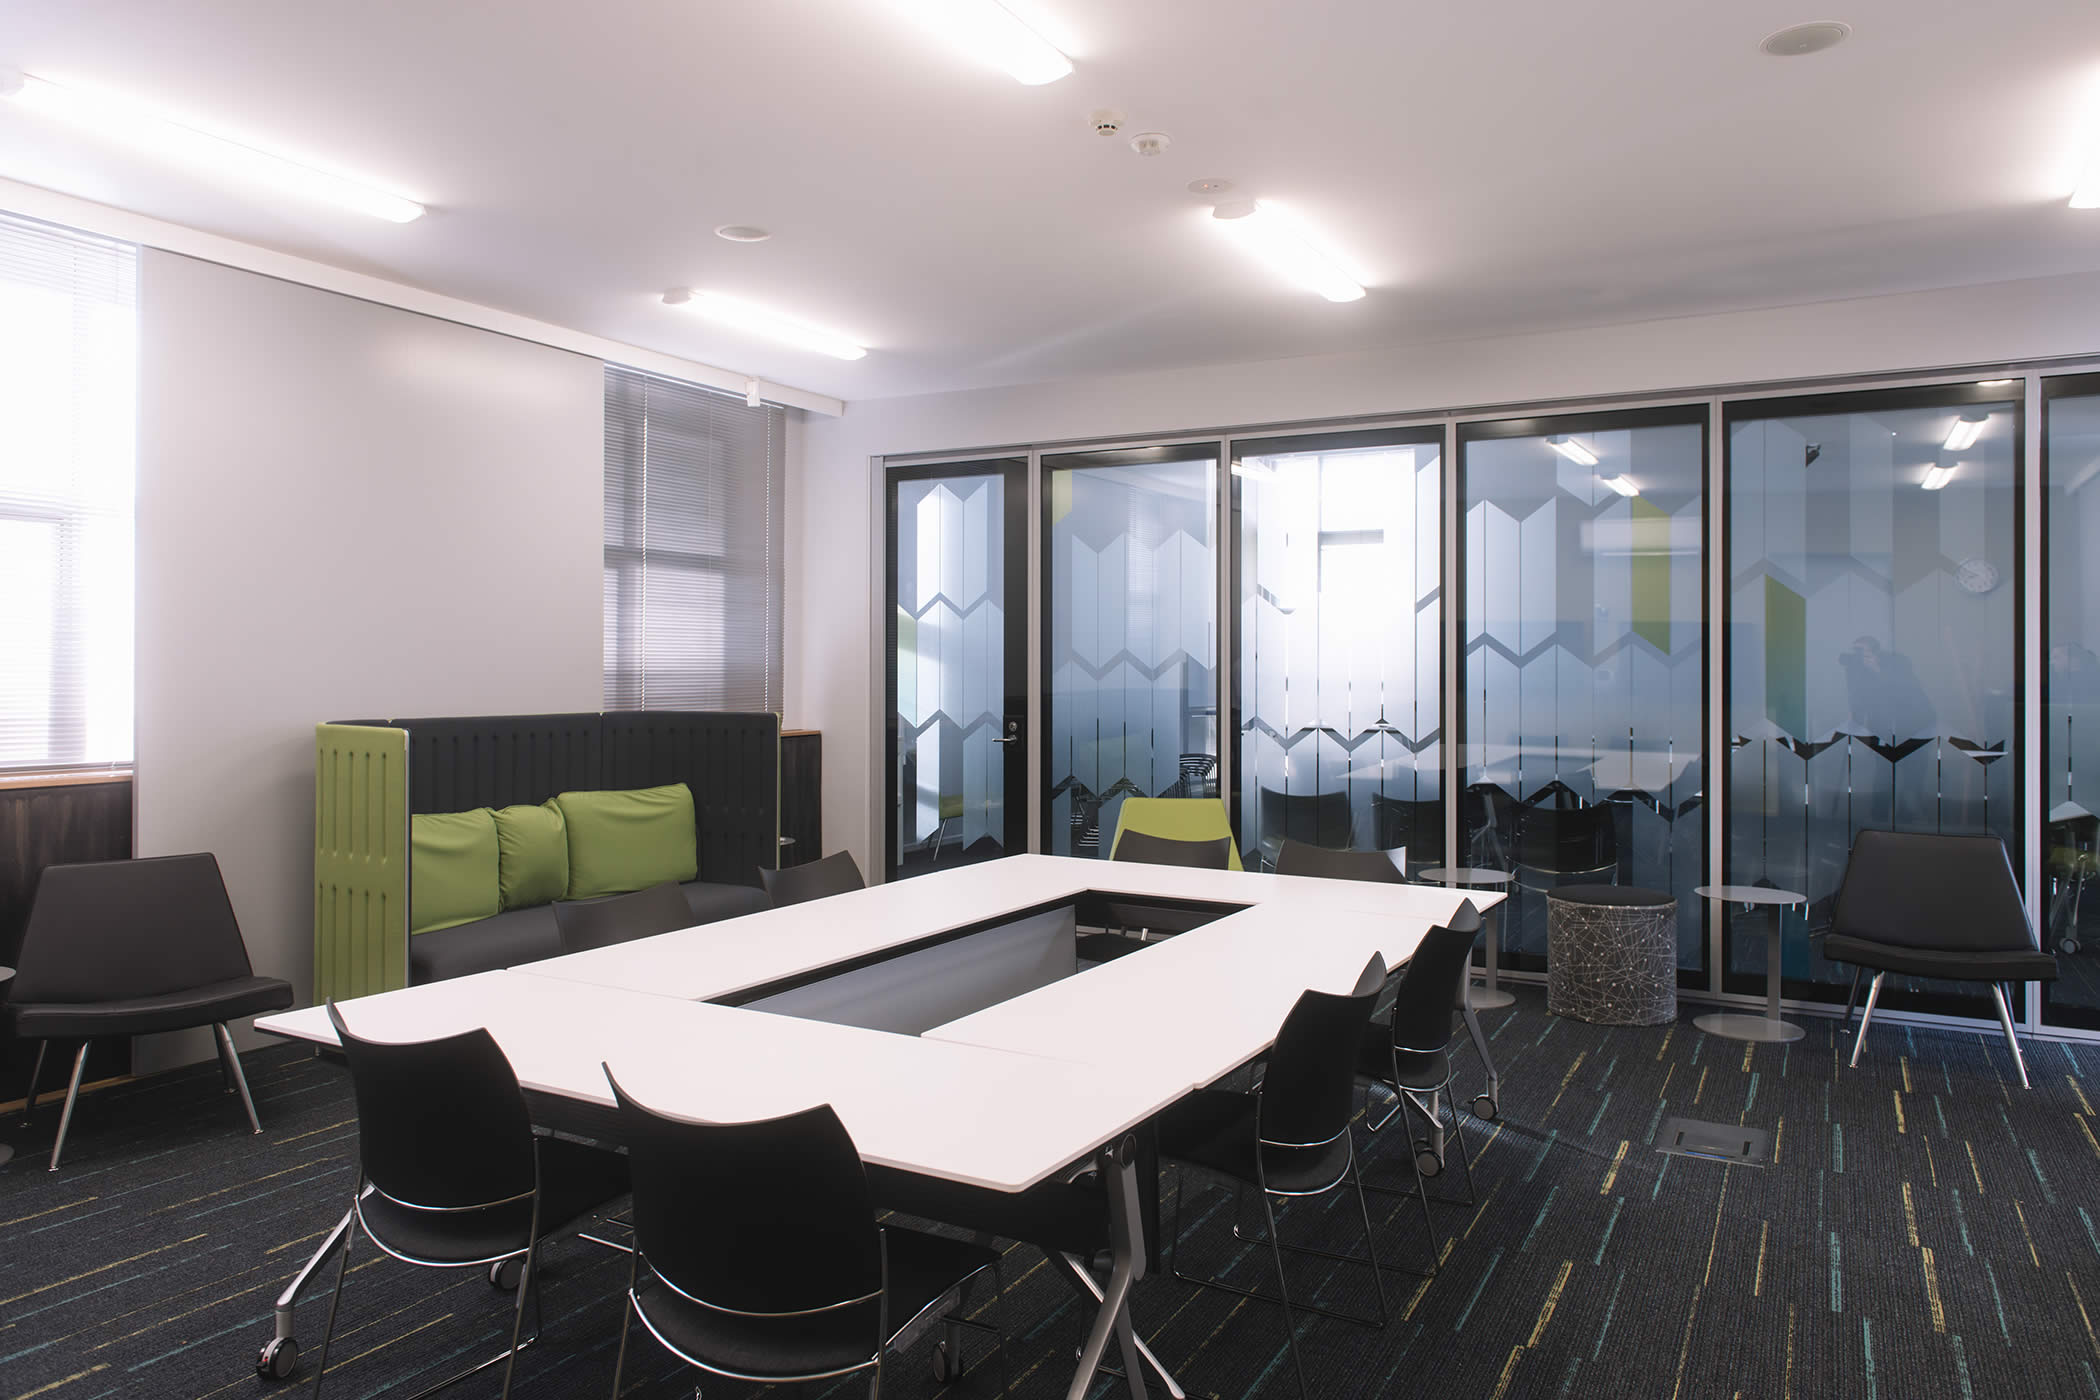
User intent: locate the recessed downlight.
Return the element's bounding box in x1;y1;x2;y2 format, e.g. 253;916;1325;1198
714;225;772;243
1760;21;1851;57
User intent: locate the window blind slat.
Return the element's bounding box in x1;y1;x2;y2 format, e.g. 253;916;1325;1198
602;365;784;714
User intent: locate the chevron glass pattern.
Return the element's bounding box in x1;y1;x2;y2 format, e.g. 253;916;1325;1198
1044;447;1219;857
1461;412;1707;974
1727;386;2020;1011
1235;432;1442;870
2042;381;2100;1027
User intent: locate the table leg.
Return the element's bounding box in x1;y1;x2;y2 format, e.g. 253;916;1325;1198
1764;906;1784;1025
1067;1136;1152;1400
1471;900;1514;1010
1692;902;1806;1043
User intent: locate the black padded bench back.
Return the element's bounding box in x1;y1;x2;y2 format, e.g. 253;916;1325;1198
398;714;603;816
602;712;778;888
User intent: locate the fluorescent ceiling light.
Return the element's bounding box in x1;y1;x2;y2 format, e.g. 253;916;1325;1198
1600;474;1640;497
1943;412;1988;452
663;288;867;360
1922;465;1957;491
1546;435;1599;467
890;0;1073;85
2073;80;2100;208
0;67;424;222
1210;200;1365;303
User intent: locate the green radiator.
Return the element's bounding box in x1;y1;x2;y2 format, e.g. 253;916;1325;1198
313;724;409;1002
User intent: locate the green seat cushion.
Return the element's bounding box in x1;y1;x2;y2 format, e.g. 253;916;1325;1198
410;808;501;935
493;801;569;910
554;783;699;900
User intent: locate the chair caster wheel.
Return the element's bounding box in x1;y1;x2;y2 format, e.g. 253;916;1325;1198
933;1338;965;1383
1415;1147;1443;1179
1472;1094;1499;1122
257;1337;299;1380
489;1257;523;1291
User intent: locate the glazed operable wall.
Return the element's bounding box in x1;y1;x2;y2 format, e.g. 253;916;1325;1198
884;366;2100;1033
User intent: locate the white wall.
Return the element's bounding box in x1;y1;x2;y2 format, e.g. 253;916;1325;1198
794;268;2100;880
134;250;604;1068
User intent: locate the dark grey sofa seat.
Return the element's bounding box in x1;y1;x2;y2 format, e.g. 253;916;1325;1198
410;880;768;984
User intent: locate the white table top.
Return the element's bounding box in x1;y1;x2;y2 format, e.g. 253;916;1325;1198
516;853;1496;1004
255;972;1163;1194
1695;884;1806;906
1420;867;1513;886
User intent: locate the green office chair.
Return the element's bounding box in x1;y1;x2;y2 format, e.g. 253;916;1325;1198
1108;797;1245;871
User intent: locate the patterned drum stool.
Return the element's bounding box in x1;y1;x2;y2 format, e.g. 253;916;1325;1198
1546;885;1677;1026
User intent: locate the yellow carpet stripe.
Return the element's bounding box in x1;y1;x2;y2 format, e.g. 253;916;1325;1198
1893;1090;1906;1134
0;1234;205;1308
1693;1066;1709;1105
1656;1025;1675;1060
1666;1287;1703;1400
2077;1114;2100;1163
0;1198;98;1231
1923;1135;1938;1187
10;1364;109;1400
1599;1140;1629;1195
2071;1272;2100;1362
1527;1260;1573;1346
1772;1117;1784;1165
1966;1139;1986;1194
2070;1076;2096;1118
2015;1199;2041;1268
1901;1057;1913;1093
1487;1346;1526;1400
1902;1182;1918;1247
1784;1303;1797;1400
1741;1043;1753;1072
1754;1220;1769;1297
1702;1171;1731;1288
151;1155;342;1214
1544;1051;1589;1119
1922;1246;1946;1333
272;1115;357;1146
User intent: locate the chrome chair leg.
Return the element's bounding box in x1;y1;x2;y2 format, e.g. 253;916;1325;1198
215;1023;263;1134
1990;984;2032;1089
1257;1189;1310;1400
48;1042;88;1171
1848;972;1886;1068
21;1040;48;1125
1839;968;1864;1029
309;1204;357;1400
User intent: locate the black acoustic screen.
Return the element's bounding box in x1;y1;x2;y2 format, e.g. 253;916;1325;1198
395;715;603;816
602;711;779;887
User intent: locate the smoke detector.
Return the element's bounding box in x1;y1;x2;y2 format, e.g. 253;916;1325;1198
1761;21;1850;56
1187;177;1233;197
1088;108;1125;137
1128;131;1171;158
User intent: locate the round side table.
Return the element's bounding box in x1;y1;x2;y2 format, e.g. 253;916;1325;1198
0;966;13;1167
1693;885;1808;1043
1420;868;1515;1009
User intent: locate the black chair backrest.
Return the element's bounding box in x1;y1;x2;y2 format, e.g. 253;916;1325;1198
1258;787;1354;852
13;854;254;1004
607;1072;883;1326
326;1003;536;1210
1257;955;1386;1152
553;881;694;954
1387;902;1483;1052
1513;802;1617;875
760;850;866;907
1832;831;2033;952
1110;830;1233;870
1274;839;1407;884
1370;794;1445;867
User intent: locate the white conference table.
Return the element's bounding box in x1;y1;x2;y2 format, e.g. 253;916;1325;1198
258;854;1501;1399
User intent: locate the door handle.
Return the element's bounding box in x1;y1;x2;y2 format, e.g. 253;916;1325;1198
992;720;1021;744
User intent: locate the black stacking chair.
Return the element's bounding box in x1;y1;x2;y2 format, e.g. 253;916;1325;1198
604;1071;1006;1397
760;850;866;907
10;854;293;1171
552;881;695;954
1371;794;1444;873
1256;787;1354;869
1358;910;1485;1252
1161;955;1388;1400
311;1005;630;1400
1274;839;1407;884
1826;830;2057;1087
1081;829;1235;963
1511;796;1619;891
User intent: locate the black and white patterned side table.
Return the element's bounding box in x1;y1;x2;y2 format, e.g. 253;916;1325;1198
1692;885;1809;1043
1545;886;1677;1026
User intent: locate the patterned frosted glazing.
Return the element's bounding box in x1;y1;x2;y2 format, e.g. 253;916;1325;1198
1046;453;1218;857
1462;418;1706;970
1728;391;2020;996
893;473;1007;864
2045;387;2100;1024
1237;440;1441;870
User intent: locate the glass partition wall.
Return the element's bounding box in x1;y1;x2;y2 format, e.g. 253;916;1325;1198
1459;409;1709;976
2045;376;2100;1029
1232;428;1443;871
1042;445;1220;858
1725;383;2022;1014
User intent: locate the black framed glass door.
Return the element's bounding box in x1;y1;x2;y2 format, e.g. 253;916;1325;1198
885;459;1028;881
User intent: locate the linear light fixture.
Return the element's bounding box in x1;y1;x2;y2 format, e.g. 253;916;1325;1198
1546;435;1599;467
890;0;1073;85
2073;80;2100;208
0;67;424;222
1600;474;1640;497
1210;200;1365;303
1943;412;1988;452
662;288;867;361
1922;464;1957;491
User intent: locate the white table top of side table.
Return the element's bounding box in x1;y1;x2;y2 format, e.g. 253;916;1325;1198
255;972;1164;1195
1419;867;1514;886
1695;884;1806;907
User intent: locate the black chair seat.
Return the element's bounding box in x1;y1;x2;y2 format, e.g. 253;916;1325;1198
12;973;292;1039
1159;1088;1352;1196
1356;1028;1451;1093
633;1225;995;1381
1819;933;2057;983
357;1134;630;1264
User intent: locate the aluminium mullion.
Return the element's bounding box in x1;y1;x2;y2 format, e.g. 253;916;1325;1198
2025;374;2044;1033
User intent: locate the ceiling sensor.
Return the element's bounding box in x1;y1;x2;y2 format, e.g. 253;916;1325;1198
1188;177;1233;196
714;225;771;243
1129;131;1171;158
1760;21;1851;56
1089;108;1125;137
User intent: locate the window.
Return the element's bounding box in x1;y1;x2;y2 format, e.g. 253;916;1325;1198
0;212;136;771
2043;375;2100;1027
602;366;784;712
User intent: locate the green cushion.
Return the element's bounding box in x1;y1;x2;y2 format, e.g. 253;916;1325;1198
493;801;569;910
554;783;699;900
410;808;500;935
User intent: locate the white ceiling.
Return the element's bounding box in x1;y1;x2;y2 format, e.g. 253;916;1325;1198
4;1;2099;402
